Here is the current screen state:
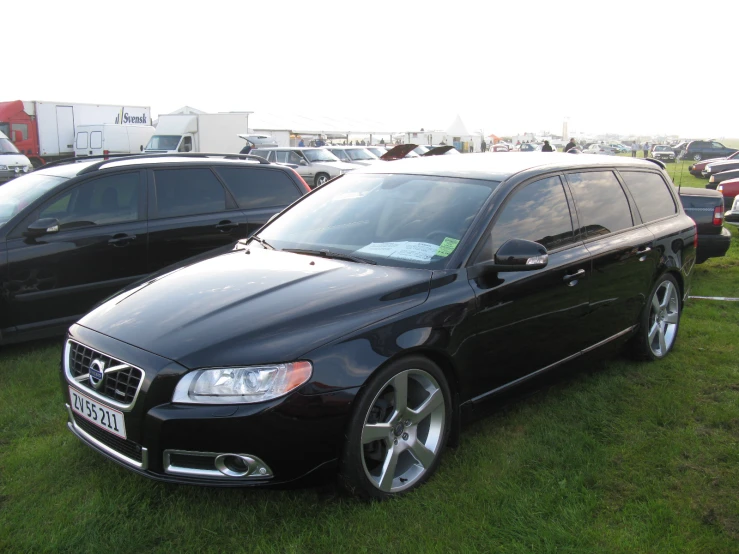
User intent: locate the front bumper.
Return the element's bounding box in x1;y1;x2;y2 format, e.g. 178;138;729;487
696;227;732;263
61;325;359;487
725;209;739;225
0;168;26;183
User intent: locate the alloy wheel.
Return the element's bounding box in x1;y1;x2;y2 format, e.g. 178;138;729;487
360;369;446;493
647;280;680;357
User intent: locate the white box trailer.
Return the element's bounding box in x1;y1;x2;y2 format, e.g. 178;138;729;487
27;101;150;159
74;124;156;158
145;113;257;153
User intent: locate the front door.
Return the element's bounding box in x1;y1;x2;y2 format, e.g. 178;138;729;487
458;175;592;396
4;170;148;333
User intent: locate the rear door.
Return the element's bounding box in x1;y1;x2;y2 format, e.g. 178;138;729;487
4;170;147;332
564;170;658;341
146;166;250;272
56;106;75;154
213;166;305;236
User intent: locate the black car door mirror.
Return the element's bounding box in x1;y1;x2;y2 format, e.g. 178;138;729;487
25;218;60;238
469;239;549;278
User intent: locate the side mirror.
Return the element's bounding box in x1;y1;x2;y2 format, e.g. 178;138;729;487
140;145;144;152
299;159;308;166
469;239;548;278
25;218;60;238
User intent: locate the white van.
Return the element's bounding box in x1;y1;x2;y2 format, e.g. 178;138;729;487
0;130;33;183
74;124;155;158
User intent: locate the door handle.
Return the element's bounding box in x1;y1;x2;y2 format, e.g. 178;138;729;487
215;220;238;232
636;246;652;254
108;234;136;246
563;269;586;283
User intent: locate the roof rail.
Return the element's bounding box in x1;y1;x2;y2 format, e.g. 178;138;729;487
643;157;667;170
40;153;138;170
75;152;271;176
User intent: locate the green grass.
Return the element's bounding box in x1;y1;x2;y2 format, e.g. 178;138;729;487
1;232;738;553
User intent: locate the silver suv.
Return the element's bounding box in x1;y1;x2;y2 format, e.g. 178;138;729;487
251;147;356;188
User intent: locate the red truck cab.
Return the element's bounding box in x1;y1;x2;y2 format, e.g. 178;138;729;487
0;100;40;167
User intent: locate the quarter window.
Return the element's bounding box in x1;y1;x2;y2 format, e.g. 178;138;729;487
475;176;576;263
153;168;227;218
566;171;633;238
39;172;140;228
214;167;301;209
619;171;677;223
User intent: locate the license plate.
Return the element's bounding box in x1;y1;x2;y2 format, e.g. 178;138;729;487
69;387;127;439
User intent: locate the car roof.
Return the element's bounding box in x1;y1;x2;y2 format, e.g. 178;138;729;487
358;152;664;181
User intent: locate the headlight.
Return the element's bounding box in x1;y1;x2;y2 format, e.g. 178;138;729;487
706;168;712;173
709;176;715;183
172;361;312;404
717;185;723;191
23;165;31;173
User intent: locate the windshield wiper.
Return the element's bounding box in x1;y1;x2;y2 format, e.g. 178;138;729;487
248;235;277;250
283;248;377;265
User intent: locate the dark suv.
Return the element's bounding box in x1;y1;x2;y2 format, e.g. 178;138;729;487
679;140;737;161
0;154;309;344
60;153;695;499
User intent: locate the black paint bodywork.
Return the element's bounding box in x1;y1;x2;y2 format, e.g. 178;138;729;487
61;153;696;487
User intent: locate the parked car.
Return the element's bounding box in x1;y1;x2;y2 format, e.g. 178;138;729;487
250;147;356;188
582;144;617;155
717;178;739;211
61;153;695;499
609;143;629;154
678;140;737;162
0;153;310;345
518;143;537;152
678;185;731;263
688;151;739;177
707;168;739;189
324;146;381;166
650;145;676;163
366;146;388;158
491;144;510;152
702;158;739;178
725;194;739;225
0;130;33;183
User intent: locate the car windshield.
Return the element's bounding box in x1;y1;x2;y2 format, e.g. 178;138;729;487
258;173;499;269
367;147;386;157
303;149;340;162
347;149;378;161
145;135;181;150
0;173;68;229
0;138;20;154
654;146;669;151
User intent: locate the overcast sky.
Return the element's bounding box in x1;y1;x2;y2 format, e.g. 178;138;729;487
8;0;738;138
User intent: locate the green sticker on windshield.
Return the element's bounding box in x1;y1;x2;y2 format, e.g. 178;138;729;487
435;237;460;258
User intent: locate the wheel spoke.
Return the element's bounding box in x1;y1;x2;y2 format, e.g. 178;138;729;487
393;372;408;413
660;282;674;309
363;422;392;444
665;311;679;325
658;325;667;354
648;321;659;343
409;440;435;469
378;446;400;491
652;293;661;314
408;388;443;424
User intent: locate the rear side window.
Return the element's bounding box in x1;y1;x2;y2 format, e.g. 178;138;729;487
153;168;226;218
619;171;677;223
566;171;633;238
215;167;301;209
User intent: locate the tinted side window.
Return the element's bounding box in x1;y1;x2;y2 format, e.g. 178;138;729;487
567;171;633;238
40;172;140;229
275;151;289;163
153;168;226;218
475;176;576;262
619;171;677;223
215;167;301;209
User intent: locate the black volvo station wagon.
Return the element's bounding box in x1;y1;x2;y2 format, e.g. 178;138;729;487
61;153;696;499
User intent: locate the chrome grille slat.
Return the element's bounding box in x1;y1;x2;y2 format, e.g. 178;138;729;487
67;340;143;407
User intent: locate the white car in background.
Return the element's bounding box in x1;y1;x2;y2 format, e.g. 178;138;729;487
324;146;381;166
250;147;356;188
582;144;617;155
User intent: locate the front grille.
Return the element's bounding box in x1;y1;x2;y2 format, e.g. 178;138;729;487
73;413;143;463
68;341;143;405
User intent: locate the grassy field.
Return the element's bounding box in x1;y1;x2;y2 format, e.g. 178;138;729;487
1;176;738;552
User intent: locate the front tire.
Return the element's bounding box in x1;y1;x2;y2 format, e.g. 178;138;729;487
630;273;681;360
339;356;451;500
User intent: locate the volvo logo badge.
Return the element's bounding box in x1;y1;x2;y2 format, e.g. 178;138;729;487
89;359;106;390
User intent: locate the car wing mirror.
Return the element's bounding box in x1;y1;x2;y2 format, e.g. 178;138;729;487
469;239;548;278
25;218;60;238
299;159;308;166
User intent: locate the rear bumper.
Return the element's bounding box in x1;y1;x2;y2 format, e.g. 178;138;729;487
696;227;732;262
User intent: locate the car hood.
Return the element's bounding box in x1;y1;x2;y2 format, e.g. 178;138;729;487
381;144;418;160
77;247;432;369
0;153;31;166
706;160;739;171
